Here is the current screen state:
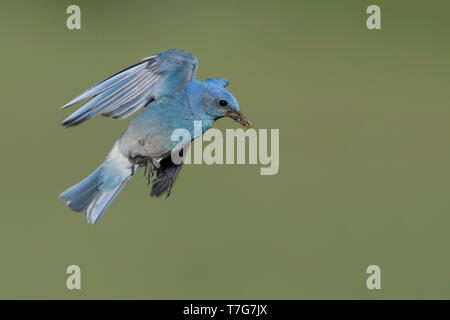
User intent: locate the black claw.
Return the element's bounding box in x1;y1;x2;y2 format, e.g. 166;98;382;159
129;154;176;198
129;154;159;185
146;160;153;185
143;164;148;177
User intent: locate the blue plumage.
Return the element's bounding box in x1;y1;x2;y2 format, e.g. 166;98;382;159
59;50;251;223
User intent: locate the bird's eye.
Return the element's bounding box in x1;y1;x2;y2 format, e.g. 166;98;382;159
219;100;228;107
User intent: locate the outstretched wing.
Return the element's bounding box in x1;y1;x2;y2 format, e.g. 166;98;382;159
60;49;198;127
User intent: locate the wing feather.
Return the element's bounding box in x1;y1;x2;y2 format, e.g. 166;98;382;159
60;50;198;127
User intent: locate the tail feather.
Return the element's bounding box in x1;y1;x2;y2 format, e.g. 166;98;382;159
60;142;133;224
60;167;102;202
85;176;130;224
63;185;99;213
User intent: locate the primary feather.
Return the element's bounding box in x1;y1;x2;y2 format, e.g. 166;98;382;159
61;49;198;127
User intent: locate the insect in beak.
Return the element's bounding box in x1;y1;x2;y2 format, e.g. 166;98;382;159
227;111;252;128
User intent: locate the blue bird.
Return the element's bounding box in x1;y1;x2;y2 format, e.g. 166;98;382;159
59;49;252;224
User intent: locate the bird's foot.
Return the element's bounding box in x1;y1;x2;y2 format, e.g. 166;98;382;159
153;172;174;199
129;154;157;184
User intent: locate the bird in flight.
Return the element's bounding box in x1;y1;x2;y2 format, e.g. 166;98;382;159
59;49;252;224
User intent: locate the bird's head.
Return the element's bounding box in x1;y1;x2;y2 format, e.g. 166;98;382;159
203;78;252;128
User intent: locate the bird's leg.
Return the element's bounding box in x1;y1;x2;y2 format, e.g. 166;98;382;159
130;154;174;198
145;158;154;185
129;154;158;183
153;169;174;199
143;164;148;177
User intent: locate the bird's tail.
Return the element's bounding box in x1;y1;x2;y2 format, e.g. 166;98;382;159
59;142;134;224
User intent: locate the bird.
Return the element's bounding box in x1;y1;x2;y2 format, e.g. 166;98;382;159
59;49;252;224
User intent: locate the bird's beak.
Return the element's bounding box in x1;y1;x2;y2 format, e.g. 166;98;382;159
227;111;252;128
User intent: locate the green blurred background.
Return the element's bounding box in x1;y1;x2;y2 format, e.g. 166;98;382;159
0;0;449;299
